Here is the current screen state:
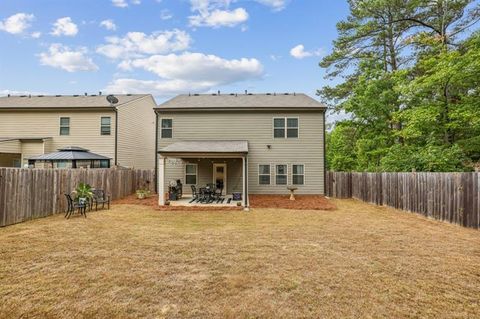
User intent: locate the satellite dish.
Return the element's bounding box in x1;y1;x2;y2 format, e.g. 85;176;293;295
106;94;119;105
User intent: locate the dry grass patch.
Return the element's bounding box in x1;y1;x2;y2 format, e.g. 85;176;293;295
0;199;479;318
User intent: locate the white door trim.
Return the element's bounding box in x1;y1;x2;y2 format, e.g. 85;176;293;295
213;163;227;195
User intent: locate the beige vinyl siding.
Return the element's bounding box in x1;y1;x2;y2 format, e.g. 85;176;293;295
158;111;324;195
0;110;116;165
21;141;44;165
117;95;156;169
164;158;242;195
0;139;22;153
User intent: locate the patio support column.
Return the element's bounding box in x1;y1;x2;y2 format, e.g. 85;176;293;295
242;155;249;210
158;156;166;205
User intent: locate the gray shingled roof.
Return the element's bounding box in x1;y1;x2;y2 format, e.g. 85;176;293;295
29;147;111;161
0;94;150;109
156;93;326;110
159;140;248;153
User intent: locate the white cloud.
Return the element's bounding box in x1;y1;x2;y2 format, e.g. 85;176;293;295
189;0;248;28
112;0;128;7
190;8;248;28
51;17;78;36
0;13;34;34
100;19;117;31
31;31;41;38
254;0;288;11
160;9;173;20
106;52;263;96
111;0;141;7
290;44;323;59
96;29;191;59
38;44;98;72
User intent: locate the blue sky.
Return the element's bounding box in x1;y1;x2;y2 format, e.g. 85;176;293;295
0;0;349;106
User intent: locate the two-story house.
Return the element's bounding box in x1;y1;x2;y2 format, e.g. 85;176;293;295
155;93;326;207
0;94;156;169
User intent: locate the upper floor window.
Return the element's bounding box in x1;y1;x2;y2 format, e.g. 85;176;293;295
161;119;173;138
276;164;287;185
101;117;111;135
273;117;298;138
258;164;271;185
59;117;70;136
292;164;305;185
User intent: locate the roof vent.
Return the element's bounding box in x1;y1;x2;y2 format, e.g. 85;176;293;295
99;91;102;96
217;90;220;95
84;92;87;96
245;90;247;95
7;94;10;97
29;94;31;98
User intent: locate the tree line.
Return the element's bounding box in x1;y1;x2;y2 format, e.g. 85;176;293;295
319;0;480;172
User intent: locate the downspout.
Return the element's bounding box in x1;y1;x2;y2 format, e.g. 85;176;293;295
114;107;118;166
154;110;159;193
323;110;326;195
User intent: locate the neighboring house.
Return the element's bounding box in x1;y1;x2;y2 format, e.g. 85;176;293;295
0;94;156;169
155;93;327;207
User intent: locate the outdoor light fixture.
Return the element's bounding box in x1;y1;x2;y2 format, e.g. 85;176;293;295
267;145;272;149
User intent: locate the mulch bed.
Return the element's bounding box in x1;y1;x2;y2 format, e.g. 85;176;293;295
114;194;335;211
249;194;336;210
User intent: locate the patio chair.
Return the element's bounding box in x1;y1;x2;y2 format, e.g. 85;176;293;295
64;194;87;219
189;185;198;203
92;189;110;210
214;187;223;203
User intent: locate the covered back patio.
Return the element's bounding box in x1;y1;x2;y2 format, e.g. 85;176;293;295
158;140;249;208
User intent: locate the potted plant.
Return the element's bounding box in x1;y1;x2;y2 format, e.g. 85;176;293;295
75;182;93;204
136;189;151;199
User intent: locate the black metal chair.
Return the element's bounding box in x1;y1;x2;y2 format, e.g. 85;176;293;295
92;189;110;210
64;194;87;219
189;185;198;203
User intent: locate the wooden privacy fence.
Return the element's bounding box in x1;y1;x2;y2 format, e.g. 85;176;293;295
326;171;480;229
0;168;155;227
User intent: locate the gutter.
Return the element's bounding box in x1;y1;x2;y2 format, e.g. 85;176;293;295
154;107;327;112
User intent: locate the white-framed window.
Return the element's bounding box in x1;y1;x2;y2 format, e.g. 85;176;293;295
101;117;111;135
258;164;271;185
161;118;173;138
275;164;287;185
59;117;70;136
185;163;197;184
273;117;299;138
292;164;305;185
